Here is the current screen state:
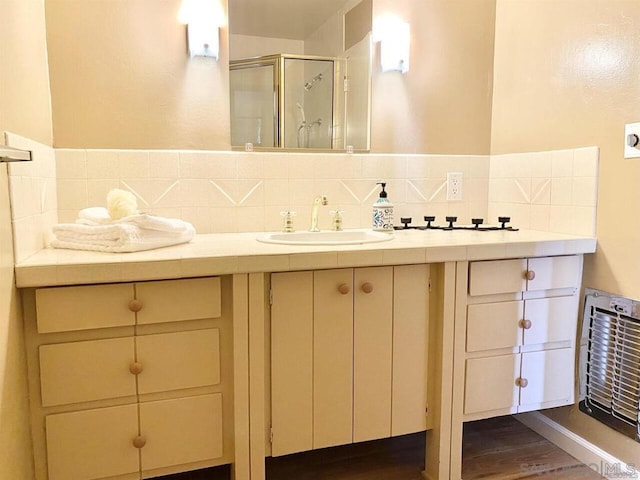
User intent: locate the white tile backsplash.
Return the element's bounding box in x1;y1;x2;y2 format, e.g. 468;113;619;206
45;146;598;238
489;147;598;236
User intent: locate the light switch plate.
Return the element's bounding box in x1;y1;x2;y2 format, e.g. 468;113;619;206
624;122;640;158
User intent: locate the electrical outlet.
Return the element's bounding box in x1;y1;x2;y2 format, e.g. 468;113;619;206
446;172;463;201
624;122;640;159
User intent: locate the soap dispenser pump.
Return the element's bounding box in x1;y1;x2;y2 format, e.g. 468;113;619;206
372;182;394;232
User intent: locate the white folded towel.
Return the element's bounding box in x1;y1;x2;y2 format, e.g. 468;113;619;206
51;209;196;253
77;207;190;233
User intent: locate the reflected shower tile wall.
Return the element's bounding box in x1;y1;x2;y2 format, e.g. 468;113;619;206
55;149;491;234
488;147;599;236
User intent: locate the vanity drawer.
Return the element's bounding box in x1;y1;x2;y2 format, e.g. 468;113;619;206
466;301;523;352
40;337;137;407
36;283;135;333
469;256;581;296
135;277;221;325
136;328;221;394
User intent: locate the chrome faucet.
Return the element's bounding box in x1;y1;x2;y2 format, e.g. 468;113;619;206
310;195;328;232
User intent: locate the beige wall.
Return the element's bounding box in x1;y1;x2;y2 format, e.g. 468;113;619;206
46;0;230;150
370;0;496;154
492;0;640;463
0;0;52;477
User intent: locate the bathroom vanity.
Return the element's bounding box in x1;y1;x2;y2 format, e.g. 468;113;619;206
15;229;596;480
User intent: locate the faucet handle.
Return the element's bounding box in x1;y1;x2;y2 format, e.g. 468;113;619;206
280;211;296;232
330;209;344;231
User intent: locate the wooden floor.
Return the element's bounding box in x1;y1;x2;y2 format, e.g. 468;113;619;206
158;416;605;480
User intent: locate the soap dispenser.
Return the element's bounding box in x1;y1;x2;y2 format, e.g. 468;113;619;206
372;182;394;232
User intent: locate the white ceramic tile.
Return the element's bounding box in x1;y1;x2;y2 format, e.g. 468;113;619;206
549;205;575;234
117;151;150;178
211;206;239;233
56;149;87;179
149;151;179;178
237;206;265;232
288;154;315;180
571;206;597;236
573;147;599;177
529;204;550;231
264;179;290;206
86;179;121;207
529;152;552;178
572;177;598;207
180;207;213;234
551;149;574;177
237;154;264;179
57;179;88;210
262;156;289;178
550;178;573;206
86;150;119;178
530;178;551;205
181;179;217;207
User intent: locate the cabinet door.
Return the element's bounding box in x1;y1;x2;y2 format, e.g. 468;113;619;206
468;259;527;296
524;296;579;346
353;266;393;442
526;256;581;291
46;404;139;480
519;348;575;411
40;337;136;407
466;301;523;352
135;277;221;325
313;269;354;449
36;283;135;333
464;354;520;415
136;328;221;395
270;271;314;456
392;264;429;436
139;394;224;472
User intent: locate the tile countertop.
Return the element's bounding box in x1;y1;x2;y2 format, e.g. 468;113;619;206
14;229;597;288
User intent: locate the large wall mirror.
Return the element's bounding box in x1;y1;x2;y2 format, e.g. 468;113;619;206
228;0;372;151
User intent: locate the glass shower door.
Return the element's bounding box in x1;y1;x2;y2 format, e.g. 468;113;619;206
283;58;334;149
229;63;277;148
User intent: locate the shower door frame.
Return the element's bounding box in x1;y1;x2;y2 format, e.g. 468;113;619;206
230;54;340;150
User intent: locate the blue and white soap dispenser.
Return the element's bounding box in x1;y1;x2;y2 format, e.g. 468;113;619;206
372;182;394;232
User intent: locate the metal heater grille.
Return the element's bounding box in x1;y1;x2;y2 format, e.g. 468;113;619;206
580;288;640;442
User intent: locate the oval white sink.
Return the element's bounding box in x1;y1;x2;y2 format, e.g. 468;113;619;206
257;229;394;245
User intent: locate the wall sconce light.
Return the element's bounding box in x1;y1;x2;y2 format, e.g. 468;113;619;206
374;16;410;73
178;0;224;59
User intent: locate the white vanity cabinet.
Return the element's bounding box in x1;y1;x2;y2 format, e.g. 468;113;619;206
24;277;233;480
269;265;430;457
462;255;582;419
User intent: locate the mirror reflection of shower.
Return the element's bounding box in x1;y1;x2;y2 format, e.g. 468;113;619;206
295;102;323;149
304;73;323;91
229;54;336;150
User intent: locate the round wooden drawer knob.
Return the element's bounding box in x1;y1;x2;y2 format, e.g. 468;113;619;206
338;283;350;295
132;435;147;449
519;319;532;330
516;377;529;388
361;282;374;294
128;299;143;313
524;270;536;281
129;362;144;375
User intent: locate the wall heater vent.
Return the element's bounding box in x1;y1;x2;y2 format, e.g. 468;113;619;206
579;288;640;442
